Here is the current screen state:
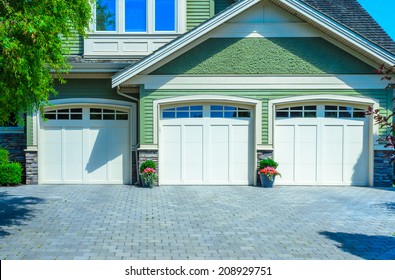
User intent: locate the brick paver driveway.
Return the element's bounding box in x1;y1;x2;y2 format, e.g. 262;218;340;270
0;185;394;260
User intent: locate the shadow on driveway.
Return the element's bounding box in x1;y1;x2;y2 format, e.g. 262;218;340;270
0;191;45;237
320;231;395;260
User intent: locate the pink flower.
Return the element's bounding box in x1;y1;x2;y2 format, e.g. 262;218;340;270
143;167;156;174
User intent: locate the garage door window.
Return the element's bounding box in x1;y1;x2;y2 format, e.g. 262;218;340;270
162;106;203;119
44;108;83;120
324;106;366;118
276;106;317;118
210;105;251;118
90;108;129;120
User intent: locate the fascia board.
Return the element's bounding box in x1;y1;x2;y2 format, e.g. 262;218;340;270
111;0;261;88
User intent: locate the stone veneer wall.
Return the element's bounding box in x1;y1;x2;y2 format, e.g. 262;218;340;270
0;132;26;182
137;149;158;185
374;150;393;187
25;150;38;184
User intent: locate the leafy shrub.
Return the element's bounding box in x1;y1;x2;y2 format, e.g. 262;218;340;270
0;162;23;186
259;158;279;169
140;160;157;174
0;148;9;165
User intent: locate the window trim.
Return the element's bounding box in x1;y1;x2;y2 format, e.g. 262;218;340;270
93;0;181;34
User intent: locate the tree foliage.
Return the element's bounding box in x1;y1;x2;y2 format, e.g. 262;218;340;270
0;0;93;125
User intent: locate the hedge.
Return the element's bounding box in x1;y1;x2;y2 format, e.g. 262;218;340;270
0;162;23;186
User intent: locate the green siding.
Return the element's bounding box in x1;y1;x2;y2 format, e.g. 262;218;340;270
68;34;83;55
61;31;83;55
139;89;392;145
152;38;375;75
215;0;234;14
53;79;129;101
187;0;214;31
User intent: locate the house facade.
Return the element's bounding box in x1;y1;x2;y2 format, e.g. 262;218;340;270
1;0;394;186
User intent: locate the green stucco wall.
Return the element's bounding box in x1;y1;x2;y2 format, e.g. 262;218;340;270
152;38;375;75
187;0;214;30
139;89;392;145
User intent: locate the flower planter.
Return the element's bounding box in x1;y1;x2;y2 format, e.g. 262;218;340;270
140;176;154;188
260;174;275;188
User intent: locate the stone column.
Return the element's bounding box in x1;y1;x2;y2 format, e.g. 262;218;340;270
25;149;38;185
374;150;393;187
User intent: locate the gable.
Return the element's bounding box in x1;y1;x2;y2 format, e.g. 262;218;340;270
151;37;375;75
112;0;394;87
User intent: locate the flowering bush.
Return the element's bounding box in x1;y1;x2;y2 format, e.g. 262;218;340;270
258;166;281;181
140;167;158;186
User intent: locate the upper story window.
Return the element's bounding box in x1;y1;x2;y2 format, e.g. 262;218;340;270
95;0;177;33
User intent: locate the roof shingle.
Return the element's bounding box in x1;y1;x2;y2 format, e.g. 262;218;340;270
300;0;395;54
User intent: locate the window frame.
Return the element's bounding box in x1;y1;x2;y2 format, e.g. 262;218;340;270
93;0;179;34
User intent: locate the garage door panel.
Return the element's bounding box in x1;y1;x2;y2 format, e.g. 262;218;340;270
297;126;317;166
275;125;295;184
184;126;204;183
344;163;367;185
109;161;124;182
324;125;344;143
297;164;318;182
298;125;317;143
297;126;317;173
275;125;295;143
43;129;63;181
277;164;294;183
209;125;229;182
64;128;84;181
347;125;365;143
161;126;182;182
109;127;129;144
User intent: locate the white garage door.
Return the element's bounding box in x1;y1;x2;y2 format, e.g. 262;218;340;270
159;105;253;185
41;107;130;184
274;105;369;186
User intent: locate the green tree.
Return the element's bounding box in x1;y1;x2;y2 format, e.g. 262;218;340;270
0;0;93;125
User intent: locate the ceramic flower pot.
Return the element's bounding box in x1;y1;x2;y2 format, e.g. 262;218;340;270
260;174;275;188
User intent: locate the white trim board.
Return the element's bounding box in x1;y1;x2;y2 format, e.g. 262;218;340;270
130;75;389;90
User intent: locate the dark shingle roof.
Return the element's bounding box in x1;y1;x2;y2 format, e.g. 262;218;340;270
300;0;395;55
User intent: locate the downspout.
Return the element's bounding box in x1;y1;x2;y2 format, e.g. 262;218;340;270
116;85;140;185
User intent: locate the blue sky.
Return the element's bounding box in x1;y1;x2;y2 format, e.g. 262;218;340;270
357;0;395;40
